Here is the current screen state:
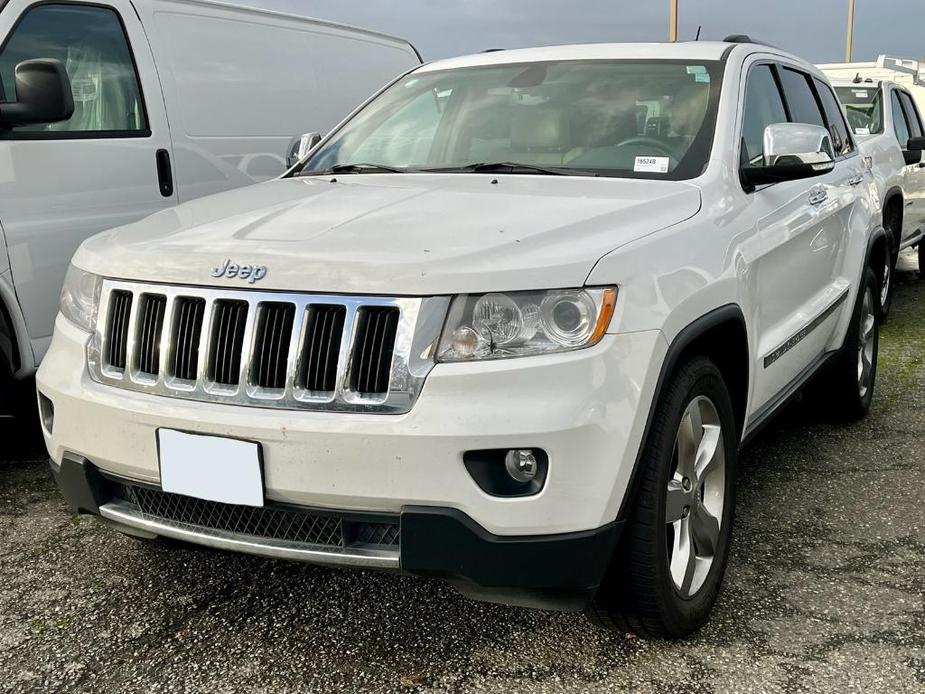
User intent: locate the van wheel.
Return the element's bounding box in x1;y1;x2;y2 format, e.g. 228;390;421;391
814;267;879;421
588;356;737;639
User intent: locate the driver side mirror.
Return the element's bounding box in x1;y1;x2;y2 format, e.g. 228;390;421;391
903;136;925;165
0;59;73;128
286;132;322;168
741;123;836;189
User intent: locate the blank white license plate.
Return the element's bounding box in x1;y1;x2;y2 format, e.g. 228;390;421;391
158;430;264;507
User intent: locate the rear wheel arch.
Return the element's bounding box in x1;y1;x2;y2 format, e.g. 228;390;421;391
882;188;903;256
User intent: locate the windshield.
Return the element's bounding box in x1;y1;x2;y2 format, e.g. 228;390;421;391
834;85;884;136
299;59;723;180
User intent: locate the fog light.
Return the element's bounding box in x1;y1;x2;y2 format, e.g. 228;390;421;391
504;449;538;482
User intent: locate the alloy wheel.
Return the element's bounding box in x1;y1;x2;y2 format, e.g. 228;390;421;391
880;255;891;308
857;285;876;398
665;395;725;598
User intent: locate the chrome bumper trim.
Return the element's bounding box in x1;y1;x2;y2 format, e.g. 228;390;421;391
98;499;401;569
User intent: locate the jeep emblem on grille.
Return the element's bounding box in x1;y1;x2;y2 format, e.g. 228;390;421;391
210;259;268;283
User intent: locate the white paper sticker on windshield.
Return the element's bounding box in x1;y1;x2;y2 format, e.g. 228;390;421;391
634;156;670;173
855;126;871;135
853;90;869;97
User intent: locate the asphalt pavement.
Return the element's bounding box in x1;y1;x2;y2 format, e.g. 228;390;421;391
2;251;924;693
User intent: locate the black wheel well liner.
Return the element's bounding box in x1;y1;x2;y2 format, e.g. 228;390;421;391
866;226;888;283
882;188;903;248
616;304;749;520
0;292;19;374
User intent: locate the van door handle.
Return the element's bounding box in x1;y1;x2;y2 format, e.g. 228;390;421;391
847;174;864;186
808;189;828;205
155;149;174;198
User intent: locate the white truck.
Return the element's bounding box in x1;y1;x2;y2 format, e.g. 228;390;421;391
39;38;890;638
0;0;421;411
821;57;925;301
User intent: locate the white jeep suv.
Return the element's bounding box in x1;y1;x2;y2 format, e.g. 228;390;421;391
37;38;886;638
832;78;925;315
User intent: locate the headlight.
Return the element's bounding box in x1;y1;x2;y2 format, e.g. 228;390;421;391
59;265;102;331
437;287;616;362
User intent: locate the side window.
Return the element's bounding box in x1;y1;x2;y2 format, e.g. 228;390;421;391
891;90;911;146
778;68;825;127
813;78;855;157
0;3;147;136
898;91;923;139
741;64;788;166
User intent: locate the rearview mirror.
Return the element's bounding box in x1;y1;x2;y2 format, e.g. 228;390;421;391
286;132;322;168
0;59;73;128
741;123;836;188
904;137;925;165
907;136;925;151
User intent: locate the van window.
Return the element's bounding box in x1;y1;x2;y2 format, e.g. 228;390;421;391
834;85;884;135
892;90;911;146
897;91;924;138
741;64;788;166
0;3;147;136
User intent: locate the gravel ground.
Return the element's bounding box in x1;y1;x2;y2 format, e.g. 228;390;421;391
2;252;924;694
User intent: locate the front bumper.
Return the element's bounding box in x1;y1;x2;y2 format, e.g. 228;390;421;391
55;454;624;609
38;312;665;604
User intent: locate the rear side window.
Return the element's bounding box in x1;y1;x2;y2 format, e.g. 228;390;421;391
897;91;923;138
0;3;147;137
814;78;855;157
778;68;825;127
891;90;911;146
741;64;788;165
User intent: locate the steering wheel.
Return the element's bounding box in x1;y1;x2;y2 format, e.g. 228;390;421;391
613;136;678;159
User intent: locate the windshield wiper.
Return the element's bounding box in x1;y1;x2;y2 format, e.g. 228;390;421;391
302;163;407;176
421;162;600;177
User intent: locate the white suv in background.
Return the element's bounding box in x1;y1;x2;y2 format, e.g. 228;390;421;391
38;38;887;638
831;79;925;315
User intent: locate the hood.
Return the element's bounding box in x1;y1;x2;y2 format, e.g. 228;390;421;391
75;174;701;295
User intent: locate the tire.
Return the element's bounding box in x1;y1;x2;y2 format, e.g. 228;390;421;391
919;240;925;279
588;356;738;639
878;230;895;321
814;266;879;421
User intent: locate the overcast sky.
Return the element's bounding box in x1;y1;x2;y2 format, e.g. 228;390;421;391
250;0;922;65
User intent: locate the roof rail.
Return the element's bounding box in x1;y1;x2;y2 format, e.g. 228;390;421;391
723;34;778;49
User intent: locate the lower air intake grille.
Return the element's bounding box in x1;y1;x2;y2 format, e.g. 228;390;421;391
106;290;133;370
350;307;400;395
135;294;166;376
109;482;401;549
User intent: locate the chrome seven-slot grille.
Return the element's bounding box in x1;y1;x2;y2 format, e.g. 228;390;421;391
87;281;447;414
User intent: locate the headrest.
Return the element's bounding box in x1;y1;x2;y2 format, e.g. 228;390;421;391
511;105;571;153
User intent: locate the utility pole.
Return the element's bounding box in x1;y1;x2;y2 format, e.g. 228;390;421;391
845;0;856;62
669;0;679;42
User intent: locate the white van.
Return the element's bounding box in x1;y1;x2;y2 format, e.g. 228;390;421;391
0;0;420;396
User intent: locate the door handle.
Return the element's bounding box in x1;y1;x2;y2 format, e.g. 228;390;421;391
808;189;828;205
847;174;864;186
155;149;174;198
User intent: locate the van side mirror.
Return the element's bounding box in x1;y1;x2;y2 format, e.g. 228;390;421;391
0;59;74;128
741;123;836;188
286;132;322;168
904;136;925;165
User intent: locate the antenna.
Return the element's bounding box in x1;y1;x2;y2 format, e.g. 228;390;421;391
695;25;702;40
